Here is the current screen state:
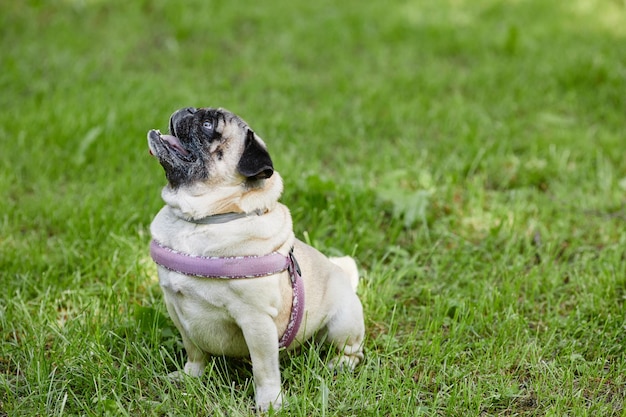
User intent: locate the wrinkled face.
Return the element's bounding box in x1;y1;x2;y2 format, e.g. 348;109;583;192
147;107;273;188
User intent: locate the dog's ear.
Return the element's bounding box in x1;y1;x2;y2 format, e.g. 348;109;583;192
237;129;274;180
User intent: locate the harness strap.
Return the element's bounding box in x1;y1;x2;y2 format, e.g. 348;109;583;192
150;240;304;349
279;251;304;348
150;240;289;278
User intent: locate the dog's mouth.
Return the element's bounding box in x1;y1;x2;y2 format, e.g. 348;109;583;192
148;129;191;159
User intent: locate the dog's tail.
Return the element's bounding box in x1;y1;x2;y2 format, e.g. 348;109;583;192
329;256;359;292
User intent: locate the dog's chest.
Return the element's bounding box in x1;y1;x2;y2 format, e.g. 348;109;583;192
158;268;284;356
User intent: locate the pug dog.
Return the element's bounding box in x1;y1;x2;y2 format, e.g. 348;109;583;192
147;107;365;411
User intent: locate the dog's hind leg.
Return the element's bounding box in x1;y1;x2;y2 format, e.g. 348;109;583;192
325;293;365;371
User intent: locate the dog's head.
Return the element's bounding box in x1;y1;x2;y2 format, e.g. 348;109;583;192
148;107;274;187
148;107;282;218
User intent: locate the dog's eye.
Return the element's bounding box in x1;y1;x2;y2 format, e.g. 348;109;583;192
202;121;213;131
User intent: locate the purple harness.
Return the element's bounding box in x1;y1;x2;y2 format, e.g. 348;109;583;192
150;240;304;349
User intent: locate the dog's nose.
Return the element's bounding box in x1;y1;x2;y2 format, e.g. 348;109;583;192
170;107;197;136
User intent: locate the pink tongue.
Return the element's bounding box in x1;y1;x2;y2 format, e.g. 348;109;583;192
161;134;189;156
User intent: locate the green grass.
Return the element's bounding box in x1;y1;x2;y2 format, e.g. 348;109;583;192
2;0;626;415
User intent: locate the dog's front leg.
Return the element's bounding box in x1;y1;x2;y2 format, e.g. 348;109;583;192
163;298;208;379
238;315;283;412
181;332;208;377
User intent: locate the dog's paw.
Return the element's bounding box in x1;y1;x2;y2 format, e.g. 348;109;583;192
166;370;186;383
166;361;205;382
183;361;205;377
328;352;363;372
255;390;284;413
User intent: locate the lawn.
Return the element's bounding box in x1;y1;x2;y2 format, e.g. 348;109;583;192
1;0;625;415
